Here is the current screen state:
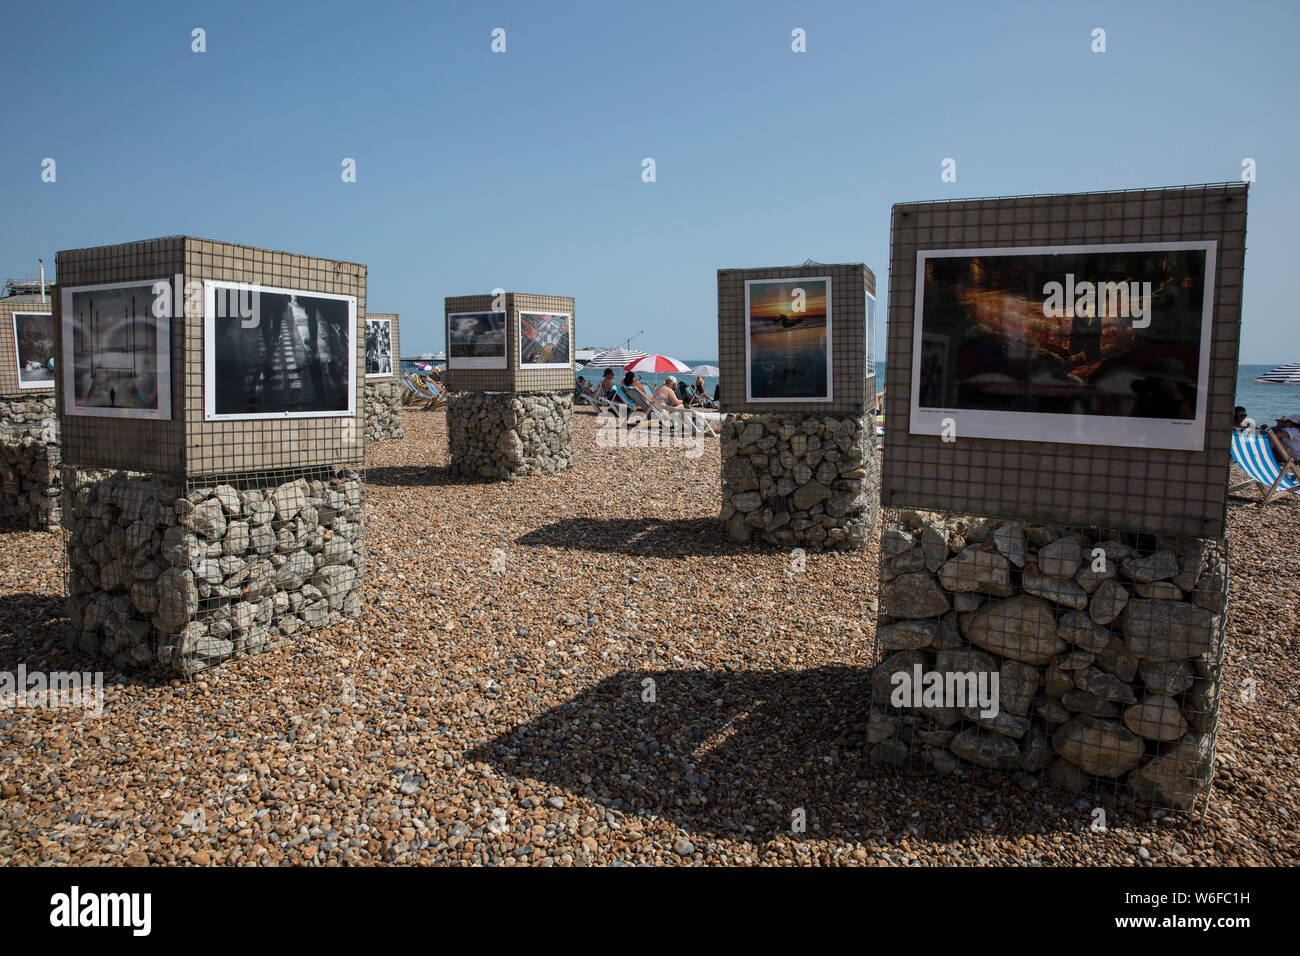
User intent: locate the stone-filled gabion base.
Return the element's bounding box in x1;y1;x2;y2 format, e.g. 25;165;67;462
870;510;1226;810
63;467;364;677
720;412;879;550
0;394;56;424
1;396;60;530
447;391;573;480
364;380;405;442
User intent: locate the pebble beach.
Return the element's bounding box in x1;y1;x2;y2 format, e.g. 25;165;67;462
0;405;1295;866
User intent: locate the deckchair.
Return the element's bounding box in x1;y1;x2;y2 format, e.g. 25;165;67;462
579;389;616;414
613;383;659;427
620;384;718;437
1230;427;1300;503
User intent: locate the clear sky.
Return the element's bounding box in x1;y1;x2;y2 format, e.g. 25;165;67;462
3;0;1297;362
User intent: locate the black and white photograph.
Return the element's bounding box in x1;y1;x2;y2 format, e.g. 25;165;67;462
447;311;507;369
61;280;172;419
12;311;55;389
205;281;356;421
365;317;393;378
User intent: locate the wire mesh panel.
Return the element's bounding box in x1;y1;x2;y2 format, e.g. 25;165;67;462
446;391;573;480
882;184;1247;539
869;507;1227;812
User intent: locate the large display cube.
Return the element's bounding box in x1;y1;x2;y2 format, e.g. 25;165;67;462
54;237;368;675
873;183;1249;810
363;311;403;442
716;263;880;549
0;294;60;529
443;292;575;479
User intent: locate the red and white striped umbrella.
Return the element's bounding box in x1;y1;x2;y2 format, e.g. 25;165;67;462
623;354;691;375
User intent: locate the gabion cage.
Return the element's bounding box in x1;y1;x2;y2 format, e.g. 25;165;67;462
62;464;364;677
0;414;61;530
868;507;1228;812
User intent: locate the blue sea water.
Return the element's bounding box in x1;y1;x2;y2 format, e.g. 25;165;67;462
1235;364;1300;426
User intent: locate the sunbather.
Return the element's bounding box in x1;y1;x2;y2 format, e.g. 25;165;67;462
623;371;653;404
691;375;718;408
598;369;618;402
653;375;686;409
1273;415;1300;459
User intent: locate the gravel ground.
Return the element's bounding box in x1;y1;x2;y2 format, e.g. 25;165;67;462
0;409;1295;866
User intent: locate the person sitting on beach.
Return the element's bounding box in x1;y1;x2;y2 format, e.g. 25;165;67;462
623;371;652;404
653;375;686;409
1272;415;1300;459
1233;406;1248;429
692;375;717;408
597;368;617;401
576;376;595;396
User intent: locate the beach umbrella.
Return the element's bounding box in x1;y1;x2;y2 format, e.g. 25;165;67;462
623;354;691;375
1253;363;1300;386
688;364;720;378
582;347;648;370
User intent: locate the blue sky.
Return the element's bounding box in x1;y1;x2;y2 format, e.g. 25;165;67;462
2;0;1297;362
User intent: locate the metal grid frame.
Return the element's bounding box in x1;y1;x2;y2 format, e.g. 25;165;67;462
882;183;1248;539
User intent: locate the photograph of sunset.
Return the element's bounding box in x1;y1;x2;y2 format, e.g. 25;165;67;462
746;277;831;401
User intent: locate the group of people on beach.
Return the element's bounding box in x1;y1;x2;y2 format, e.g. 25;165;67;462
1234;405;1300;459
577;367;719;410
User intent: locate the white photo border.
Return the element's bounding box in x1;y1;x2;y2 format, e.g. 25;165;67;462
447;311;508;370
517;310;573;370
61;279;173;421
744;275;834;403
365;316;394;380
908;240;1218;451
203;279;357;422
11;311;55;390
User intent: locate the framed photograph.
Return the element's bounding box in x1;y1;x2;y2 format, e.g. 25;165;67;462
447;311;507;369
12;311;55;390
909;241;1217;451
745;276;832;402
518;311;572;369
865;291;877;379
365;317;394;378
204;281;357;421
61;280;172;420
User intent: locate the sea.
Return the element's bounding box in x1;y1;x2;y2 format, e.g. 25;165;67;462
404;359;1299;425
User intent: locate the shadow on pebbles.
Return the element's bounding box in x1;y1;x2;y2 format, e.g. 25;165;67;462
0;409;1295;865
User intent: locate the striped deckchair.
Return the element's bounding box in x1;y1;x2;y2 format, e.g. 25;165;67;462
1230;427;1300;504
617;383;718;437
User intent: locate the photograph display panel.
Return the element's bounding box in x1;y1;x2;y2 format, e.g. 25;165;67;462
448;311;507;369
745;276;833;402
205;281;357;421
518;311;572;369
13;311;55;389
61;280;172;420
365;317;393;378
910;242;1216;450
